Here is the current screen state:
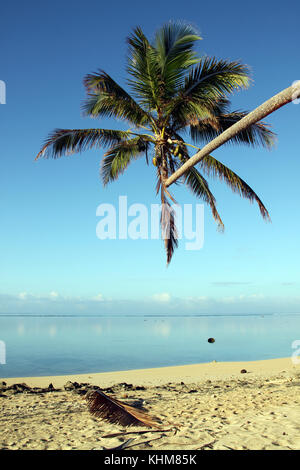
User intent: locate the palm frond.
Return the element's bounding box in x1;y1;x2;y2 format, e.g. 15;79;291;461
156;164;178;265
82;71;151;127
183;165;224;230
199;154;271;220
168;98;217;132
86;389;162;428
126;27;161;109
183;57;250;99
170;134;224;230
155;21;201;66
101;137;149;185
35;128;130;160
160;193;178;265
154;21;202;97
190;110;276;148
167;58;250;130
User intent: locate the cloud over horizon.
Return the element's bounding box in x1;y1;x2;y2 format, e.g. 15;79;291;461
0;291;300;316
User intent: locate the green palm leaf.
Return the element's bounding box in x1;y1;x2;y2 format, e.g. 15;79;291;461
82;71;151;127
183;56;250;99
126;27;161;110
180;159;224;230
167;57;250;131
161;199;178;265
35;128;131;160
199;154;270;220
190;111;275;148
154;22;202;98
101;137;149;185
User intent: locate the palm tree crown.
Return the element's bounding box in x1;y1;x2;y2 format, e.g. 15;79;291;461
36;22;275;264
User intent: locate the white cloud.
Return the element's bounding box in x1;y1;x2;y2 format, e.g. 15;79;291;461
219;293;265;304
1;291;299;316
18;292;28;300
186;295;209;302
249;293;265;299
93;293;104;302
220;296;236;304
49;291;59;299
152;292;171;303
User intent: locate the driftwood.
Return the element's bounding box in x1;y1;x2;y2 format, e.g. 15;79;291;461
102;428;174;438
104;438;135;450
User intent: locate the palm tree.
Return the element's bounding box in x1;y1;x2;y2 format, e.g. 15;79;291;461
35;22;275;265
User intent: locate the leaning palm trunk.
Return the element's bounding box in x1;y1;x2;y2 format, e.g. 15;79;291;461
165;82;300;187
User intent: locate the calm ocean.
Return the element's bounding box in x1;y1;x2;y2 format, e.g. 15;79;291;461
0;313;299;378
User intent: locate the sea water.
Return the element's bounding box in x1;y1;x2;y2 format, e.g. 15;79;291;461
0;313;299;378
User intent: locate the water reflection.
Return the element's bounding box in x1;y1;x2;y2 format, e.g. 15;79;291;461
152;320;171;337
17;323;25;336
0;314;299;377
48;325;57;337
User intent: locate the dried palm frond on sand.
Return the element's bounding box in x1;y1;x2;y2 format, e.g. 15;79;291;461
86;389;163;428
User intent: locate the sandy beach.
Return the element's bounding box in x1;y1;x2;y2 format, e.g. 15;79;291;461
1;357;299;450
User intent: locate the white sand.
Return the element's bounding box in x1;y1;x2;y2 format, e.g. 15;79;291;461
1;357;299;450
2;357;296;388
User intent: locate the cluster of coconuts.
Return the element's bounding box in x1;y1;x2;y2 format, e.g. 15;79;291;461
152;144;183;166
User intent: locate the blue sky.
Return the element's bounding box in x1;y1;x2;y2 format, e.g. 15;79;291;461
0;0;300;315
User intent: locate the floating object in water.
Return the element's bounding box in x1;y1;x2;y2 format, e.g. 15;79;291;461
207;338;215;343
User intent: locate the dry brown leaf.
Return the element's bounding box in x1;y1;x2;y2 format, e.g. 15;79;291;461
86;389;162;428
